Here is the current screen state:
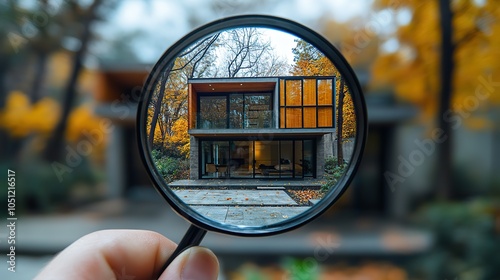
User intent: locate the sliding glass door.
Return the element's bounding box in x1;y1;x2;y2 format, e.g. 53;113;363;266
200;139;315;179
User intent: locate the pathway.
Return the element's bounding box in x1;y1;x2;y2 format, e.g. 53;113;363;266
172;189;310;226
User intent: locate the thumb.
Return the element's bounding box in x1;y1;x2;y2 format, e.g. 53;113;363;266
159;247;219;280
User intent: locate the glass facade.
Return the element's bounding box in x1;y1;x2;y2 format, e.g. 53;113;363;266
198;96;227;129
200;139;315;179
198;93;272;129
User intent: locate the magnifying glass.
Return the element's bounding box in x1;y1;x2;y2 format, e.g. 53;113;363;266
137;15;367;274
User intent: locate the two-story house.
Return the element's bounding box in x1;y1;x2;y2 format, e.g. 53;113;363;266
187;76;338;180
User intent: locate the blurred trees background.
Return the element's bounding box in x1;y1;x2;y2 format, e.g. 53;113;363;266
367;1;500;278
1;0;499;278
0;0;117;210
371;0;500;199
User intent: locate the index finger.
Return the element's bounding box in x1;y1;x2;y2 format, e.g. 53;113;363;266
35;230;177;280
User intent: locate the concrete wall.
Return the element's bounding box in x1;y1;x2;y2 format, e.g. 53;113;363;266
189;136;199;179
332;137;355;161
316;136;325;178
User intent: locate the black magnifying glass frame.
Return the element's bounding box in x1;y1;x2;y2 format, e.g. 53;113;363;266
137;14;367;239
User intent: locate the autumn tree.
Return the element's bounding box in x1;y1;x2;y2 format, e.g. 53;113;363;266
147;34;220;157
291;39;356;164
44;0;108;162
148;28;290;158
291;39;338;76
371;0;500;196
148;63;189;157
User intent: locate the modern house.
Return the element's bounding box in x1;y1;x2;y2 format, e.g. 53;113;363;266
187;76;338;180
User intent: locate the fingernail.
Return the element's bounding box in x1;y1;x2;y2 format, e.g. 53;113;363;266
181;247;219;280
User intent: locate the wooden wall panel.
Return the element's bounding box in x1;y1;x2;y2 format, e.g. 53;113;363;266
280;80;285;106
188;84;197;129
303;107;316;128
280;108;285;128
318;107;333;127
286;80;302;106
286;108;302;128
318;79;333;105
303;79;316;106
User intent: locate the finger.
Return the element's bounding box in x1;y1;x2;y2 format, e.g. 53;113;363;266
35;229;177;280
159;246;219;280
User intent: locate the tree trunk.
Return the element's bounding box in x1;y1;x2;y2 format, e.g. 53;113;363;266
436;0;454;199
30;51;48;103
43;0;102;162
0;55;11;159
148;73;168;148
336;77;345;166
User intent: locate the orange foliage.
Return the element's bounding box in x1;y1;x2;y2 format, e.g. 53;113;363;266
0;91;106;152
65;104;103;143
371;0;500;122
0;91;60;138
339;92;357;139
170;117;190;157
0;91;33;137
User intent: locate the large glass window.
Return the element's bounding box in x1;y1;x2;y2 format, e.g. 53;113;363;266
199;96;227;129
201;141;229;178
303;140;315;177
201;139;315;179
229;141;252;178
200;93;272;129
245;94;272;128
255;140;280;179
229;94;244;129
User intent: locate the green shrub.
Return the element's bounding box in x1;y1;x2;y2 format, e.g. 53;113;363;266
152;150;189;183
321;157;347;193
410;199;500;280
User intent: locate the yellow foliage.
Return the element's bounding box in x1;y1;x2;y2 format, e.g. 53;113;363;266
46;52;71;87
29;98;60;136
339;92;357;139
1;91;107;163
1;91;32;137
371;0;500;125
65;104;103;143
0;91;61;138
169;118;190;157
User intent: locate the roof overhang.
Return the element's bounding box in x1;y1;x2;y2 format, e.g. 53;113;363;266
188;128;334;137
189;77;278;93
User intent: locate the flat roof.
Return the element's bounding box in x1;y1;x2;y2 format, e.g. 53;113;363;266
189;77;278;93
188;128;334;137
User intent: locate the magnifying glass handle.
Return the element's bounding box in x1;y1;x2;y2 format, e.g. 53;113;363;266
160;224;207;273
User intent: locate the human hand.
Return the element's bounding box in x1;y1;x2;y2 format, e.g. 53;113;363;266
35;229;219;280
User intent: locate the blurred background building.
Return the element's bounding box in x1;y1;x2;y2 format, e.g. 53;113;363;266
1;0;499;279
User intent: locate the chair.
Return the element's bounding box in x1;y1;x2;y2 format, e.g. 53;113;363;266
206;164;217;177
217;166;227;178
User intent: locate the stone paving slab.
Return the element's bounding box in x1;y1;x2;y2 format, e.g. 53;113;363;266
191;206;310;226
173;189;297;205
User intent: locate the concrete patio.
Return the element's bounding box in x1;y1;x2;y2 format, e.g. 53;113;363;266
172;189;311;225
